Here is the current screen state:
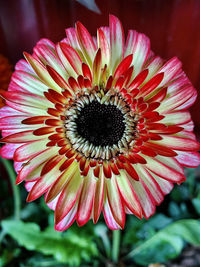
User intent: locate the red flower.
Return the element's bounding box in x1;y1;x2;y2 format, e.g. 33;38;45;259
0;15;199;230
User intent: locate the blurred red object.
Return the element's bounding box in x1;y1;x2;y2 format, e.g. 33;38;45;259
0;0;199;133
0;54;12;107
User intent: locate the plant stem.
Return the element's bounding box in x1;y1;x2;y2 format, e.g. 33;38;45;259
112;229;121;263
100;231;111;258
1;157;20;220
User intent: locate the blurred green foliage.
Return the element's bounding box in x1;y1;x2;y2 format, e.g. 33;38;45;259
1;220;98;266
0;162;200;266
125;219;200;266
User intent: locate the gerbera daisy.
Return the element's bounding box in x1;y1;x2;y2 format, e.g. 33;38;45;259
0;15;199;230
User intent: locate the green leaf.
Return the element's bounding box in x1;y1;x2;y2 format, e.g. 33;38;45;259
170;184;190;201
168;201;181;218
185;168;196;195
141;214;172;231
2;220;98;266
123;217;145;245
20;203;40;220
20;254;66;267
127;219;200;266
192;198;200;215
123;214;172;247
0;248;20;267
94;224;111;258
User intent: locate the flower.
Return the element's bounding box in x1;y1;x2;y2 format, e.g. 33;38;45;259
0;54;13;107
0;15;199;230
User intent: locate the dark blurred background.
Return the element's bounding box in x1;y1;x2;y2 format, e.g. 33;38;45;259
0;0;199;132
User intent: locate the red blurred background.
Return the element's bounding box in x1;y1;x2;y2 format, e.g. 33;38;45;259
0;0;199;134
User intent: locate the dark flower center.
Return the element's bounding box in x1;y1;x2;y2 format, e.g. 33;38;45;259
76;101;125;146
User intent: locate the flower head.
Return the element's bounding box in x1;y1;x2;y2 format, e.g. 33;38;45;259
0;15;199;230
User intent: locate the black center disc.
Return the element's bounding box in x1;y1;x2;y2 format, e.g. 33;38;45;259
75;101;125;146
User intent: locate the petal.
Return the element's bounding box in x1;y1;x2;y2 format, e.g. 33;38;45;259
116;171;142;217
157;135;200;151
113;54;133;80
106;176;125;229
25;181;36;192
183;120;194;131
0;106;22;117
56;43;82;78
128;69;149;90
24;52;62;92
77;174;97;226
109;15;124;72
99;26;110;44
147;87;167;103
26;157;65;201
167;73;190;94
55;203;78;231
134;165;164;205
138;72;164;97
0;144;21;159
150;171;173;195
144;155;185;183
64;28;76;45
35;38;55;50
157;85;196;113
59;43;82;75
176;91;197;110
93;169;105;224
1;91;52;110
122;162;139;180
16;147;57;184
46;193;60;210
157;57;182;86
5;100;48;115
14;161;23;173
45;160;79;203
1;130;47;143
103;198;120;230
0;115;29;130
97;28;110;68
46;65;71;92
55;169;83;224
33;44;67;79
160;111;191;125
15;59;35;74
11;71;48;95
65;27;83;57
45;89;67;105
67;78;80;95
125;30;150;76
145;56;164;80
92;49;102;86
14;140;48;161
144;142;177;157
178;130;196;140
128;178;155;219
82;63;92;81
76;21;96;67
175;151;200;167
